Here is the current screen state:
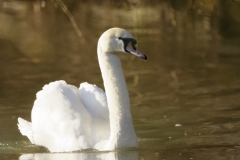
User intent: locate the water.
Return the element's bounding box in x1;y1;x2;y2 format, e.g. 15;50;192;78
1;0;240;159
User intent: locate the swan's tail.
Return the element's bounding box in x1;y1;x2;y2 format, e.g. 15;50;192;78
17;117;34;144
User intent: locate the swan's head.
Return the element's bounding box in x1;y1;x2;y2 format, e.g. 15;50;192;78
98;28;147;60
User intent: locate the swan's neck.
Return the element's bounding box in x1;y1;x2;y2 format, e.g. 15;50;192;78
98;50;137;149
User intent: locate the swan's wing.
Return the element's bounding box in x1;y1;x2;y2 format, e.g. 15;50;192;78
79;82;110;145
31;80;92;152
79;82;108;119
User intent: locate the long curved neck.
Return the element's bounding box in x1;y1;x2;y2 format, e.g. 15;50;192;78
98;48;137;149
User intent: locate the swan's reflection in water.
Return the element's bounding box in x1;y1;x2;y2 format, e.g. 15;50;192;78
19;150;138;160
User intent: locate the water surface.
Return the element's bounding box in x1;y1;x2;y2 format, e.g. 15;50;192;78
0;0;240;159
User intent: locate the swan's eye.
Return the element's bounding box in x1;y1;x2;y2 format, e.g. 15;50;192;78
131;39;137;45
118;38;138;53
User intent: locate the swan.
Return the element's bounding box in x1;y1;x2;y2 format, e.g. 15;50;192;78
17;28;147;152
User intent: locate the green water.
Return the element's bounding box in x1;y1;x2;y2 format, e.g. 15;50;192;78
1;0;240;159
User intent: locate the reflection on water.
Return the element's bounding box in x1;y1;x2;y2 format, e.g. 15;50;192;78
1;0;240;160
19;151;138;160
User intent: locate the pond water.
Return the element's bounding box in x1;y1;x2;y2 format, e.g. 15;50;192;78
1;0;240;159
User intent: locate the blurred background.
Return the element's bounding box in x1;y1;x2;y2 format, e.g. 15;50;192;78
0;0;240;159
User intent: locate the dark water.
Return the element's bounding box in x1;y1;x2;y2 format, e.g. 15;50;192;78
1;0;240;159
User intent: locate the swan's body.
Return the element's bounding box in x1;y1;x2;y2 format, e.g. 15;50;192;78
18;28;147;152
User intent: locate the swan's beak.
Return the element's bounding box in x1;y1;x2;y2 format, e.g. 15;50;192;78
126;42;147;60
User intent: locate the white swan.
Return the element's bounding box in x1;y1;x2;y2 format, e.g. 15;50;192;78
17;28;147;152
